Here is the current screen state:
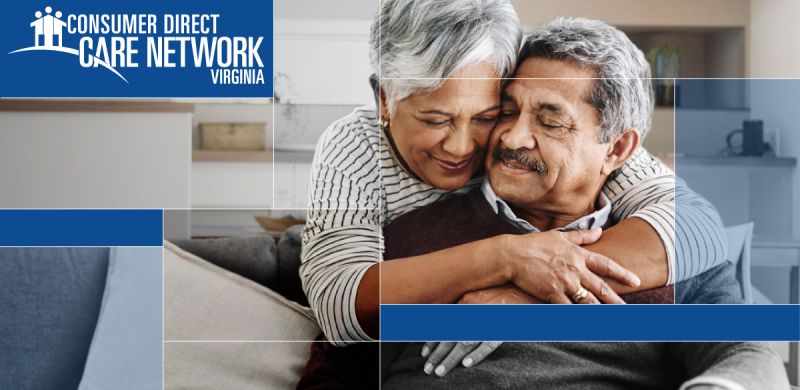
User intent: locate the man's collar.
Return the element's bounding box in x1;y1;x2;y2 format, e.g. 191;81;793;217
480;177;611;233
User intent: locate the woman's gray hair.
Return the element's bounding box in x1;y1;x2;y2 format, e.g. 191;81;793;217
370;0;521;115
520;17;654;142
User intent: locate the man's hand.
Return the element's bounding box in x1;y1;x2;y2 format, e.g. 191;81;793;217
503;228;640;304
420;342;503;377
458;285;542;304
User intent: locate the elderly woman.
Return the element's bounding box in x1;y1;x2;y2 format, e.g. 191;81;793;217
299;0;727;383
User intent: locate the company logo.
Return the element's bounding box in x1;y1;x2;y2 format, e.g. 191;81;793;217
9;6;127;82
8;5;266;85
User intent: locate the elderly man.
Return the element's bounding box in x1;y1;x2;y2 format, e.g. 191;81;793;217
379;17;789;390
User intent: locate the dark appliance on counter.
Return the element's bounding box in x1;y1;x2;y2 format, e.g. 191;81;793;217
726;120;766;156
742;120;764;156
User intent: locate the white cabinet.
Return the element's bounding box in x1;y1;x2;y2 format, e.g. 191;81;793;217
0;105;192;209
273;161;312;209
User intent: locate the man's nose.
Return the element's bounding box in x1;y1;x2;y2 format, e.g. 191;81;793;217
441;124;473;159
500;113;537;150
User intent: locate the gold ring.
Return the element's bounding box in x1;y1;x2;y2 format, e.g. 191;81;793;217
572;287;589;303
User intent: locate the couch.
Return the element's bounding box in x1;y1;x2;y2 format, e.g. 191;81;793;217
164;225;322;389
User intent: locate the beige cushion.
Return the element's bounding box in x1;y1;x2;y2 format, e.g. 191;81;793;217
164;240;318;341
165;342;315;390
163;241;320;389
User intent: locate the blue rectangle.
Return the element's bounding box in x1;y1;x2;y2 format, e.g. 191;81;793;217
0;1;272;97
380;304;800;341
0;210;163;246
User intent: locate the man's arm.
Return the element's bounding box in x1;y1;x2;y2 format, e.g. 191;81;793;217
670;342;790;390
583;217;668;293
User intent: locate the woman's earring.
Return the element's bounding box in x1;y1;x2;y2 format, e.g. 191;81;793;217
380;119;390;130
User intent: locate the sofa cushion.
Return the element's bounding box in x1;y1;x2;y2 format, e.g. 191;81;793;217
0;248;109;390
163;241;320;389
164;240;317;340
276;224;308;305
165;342;317;390
78;247;163;390
172;235;278;289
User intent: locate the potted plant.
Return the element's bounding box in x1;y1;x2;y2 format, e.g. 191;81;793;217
647;44;680;106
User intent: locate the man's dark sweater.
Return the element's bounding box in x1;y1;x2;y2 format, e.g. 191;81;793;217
379;189;786;390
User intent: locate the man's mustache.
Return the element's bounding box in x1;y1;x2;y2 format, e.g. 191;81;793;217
492;147;548;174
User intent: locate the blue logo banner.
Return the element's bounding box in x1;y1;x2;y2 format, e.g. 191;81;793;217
380;304;800;341
0;1;273;97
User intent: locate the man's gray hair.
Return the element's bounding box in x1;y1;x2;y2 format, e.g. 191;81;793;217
370;0;521;115
520;17;654;142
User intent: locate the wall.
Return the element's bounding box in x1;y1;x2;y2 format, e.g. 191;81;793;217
747;6;800;372
191;102;273;208
511;0;749;29
272;11;376;208
749;0;800;78
0;111;191;208
275;0;375;20
749;0;800;240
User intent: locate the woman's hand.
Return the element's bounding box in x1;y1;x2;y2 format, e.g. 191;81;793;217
502;228;641;304
420;287;538;377
421;342;503;377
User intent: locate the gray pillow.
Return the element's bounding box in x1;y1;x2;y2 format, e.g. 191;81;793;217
0;248;109;390
276;225;307;305
173;235;278;288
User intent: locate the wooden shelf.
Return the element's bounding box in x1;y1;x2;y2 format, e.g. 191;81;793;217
192;150;273;162
0;99;195;113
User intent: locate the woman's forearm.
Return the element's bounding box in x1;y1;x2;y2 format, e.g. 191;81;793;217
583;217;668;293
355;236;513;338
355;228;642;337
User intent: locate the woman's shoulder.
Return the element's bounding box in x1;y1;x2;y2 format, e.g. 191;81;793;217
312;105;381;169
608;146;672;183
318;106;380;150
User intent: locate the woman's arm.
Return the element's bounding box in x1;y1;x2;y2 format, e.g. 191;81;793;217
583;217;668;293
601;148;727;287
300;108;383;346
356;229;640;338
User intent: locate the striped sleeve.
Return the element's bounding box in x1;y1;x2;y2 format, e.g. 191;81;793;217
602;148;727;285
300;108;381;345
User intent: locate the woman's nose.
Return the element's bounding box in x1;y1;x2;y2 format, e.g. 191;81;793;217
441;125;473;159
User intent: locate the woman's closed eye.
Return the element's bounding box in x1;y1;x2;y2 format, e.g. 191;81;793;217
420;118;451;128
473;115;499;126
499;109;519;122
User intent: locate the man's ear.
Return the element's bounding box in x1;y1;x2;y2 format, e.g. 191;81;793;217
379;87;390;123
602;128;640;175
